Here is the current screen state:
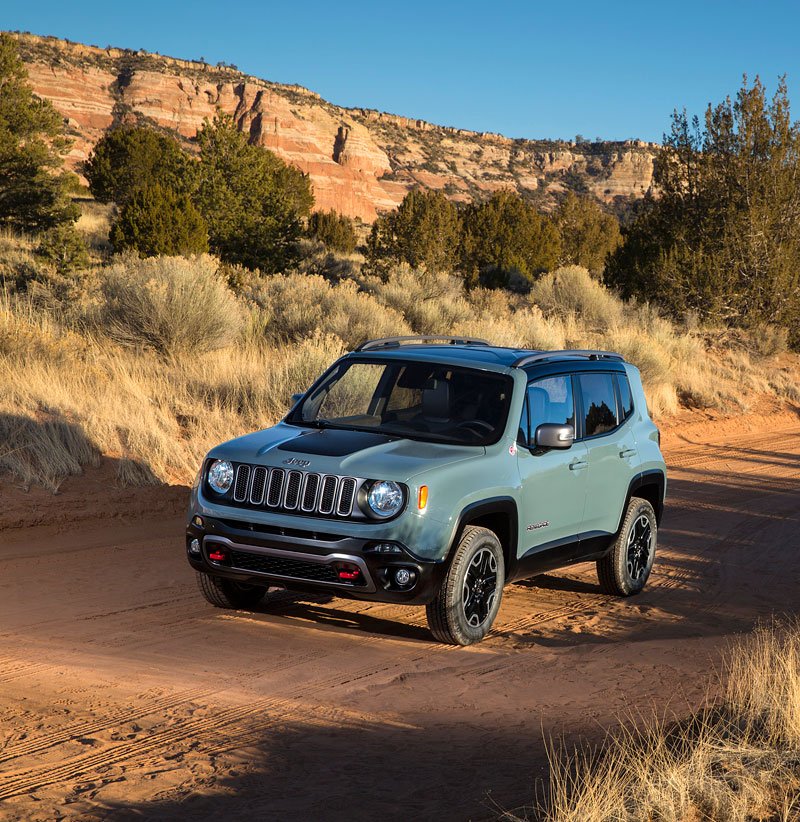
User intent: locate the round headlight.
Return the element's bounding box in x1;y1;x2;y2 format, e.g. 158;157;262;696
207;460;234;494
367;480;404;518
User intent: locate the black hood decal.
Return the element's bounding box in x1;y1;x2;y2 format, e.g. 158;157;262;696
277;429;396;457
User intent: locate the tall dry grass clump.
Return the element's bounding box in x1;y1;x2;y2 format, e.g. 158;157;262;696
525;619;800;822
99;254;242;358
240;272;410;348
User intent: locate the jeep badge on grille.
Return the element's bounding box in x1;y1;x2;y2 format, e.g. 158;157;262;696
282;458;311;468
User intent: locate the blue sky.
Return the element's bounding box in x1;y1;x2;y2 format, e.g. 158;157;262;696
4;0;799;142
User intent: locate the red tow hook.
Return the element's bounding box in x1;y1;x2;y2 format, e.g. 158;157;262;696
337;565;361;582
208;547;227;562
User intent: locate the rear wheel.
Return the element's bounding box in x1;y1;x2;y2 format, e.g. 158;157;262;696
196;572;268;609
426;526;505;646
597;497;657;596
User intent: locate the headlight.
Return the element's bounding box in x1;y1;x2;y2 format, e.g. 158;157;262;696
207;460;234;494
366;480;404;518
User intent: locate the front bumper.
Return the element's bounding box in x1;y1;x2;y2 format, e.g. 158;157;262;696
186;514;448;605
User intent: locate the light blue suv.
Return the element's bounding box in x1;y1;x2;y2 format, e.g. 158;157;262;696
186;337;666;645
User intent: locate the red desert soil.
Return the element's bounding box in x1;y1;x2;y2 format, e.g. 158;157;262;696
0;405;798;820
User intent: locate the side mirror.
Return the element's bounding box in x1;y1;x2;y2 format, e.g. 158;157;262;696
291;392;304;405
534;423;575;450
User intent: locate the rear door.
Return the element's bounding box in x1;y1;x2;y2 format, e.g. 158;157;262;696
576;371;639;537
516;374;588;554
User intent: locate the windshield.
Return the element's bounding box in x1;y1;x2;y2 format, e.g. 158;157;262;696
289;359;513;446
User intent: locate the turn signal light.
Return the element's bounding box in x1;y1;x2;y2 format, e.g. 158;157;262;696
417;485;429;510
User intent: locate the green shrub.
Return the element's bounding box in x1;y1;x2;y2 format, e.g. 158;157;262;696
0;34;79;233
556;192;621;274
99;254;241;358
367;189;462;274
36;224;90;273
195;114;313;273
307;210;357;253
84;126;195;204
606;76;800;346
461;191;561;287
109;184;209;257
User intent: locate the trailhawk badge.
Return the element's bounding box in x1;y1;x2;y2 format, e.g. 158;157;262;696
526;521;550;531
282;458;311;468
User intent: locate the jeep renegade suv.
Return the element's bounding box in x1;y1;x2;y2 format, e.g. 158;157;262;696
186;337;666;645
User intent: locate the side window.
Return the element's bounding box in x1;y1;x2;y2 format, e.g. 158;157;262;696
578;373;618;438
527;376;575;439
616;374;634;421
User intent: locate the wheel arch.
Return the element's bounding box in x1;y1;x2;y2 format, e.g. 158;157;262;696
449;497;518;579
621;469;666;530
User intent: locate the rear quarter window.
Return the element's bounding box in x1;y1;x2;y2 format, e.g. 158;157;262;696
578;373;619;437
616;374;634;421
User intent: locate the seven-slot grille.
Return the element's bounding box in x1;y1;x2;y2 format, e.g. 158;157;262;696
232;464;358;517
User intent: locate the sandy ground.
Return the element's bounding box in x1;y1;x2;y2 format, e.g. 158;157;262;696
0;407;799;820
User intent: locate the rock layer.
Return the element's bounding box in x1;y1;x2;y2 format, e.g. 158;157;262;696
12;33;657;221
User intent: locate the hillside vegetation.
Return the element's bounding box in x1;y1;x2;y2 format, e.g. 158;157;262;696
1;229;798;491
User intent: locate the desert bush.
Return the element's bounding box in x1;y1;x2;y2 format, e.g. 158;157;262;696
529;266;624;331
292;238;363;282
240;273;409;349
98;254;242;358
360;265;473;333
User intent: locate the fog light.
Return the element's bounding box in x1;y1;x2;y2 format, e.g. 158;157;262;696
394;568;412;586
189;538;201;555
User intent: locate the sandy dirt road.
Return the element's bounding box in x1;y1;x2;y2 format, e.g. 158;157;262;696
0;410;799;820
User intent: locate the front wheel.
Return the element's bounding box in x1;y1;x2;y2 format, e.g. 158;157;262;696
596;497;657;596
426;526;505;646
196;572;268;609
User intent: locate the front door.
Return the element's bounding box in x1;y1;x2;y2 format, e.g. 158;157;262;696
516;375;588;558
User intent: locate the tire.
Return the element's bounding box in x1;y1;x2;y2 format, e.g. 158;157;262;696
597;497;657;596
426;526;505;646
196;571;268;609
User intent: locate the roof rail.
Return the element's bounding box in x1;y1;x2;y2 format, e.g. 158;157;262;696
355;335;490;352
512;349;625;368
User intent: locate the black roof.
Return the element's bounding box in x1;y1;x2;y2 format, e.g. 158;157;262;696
347;338;626;373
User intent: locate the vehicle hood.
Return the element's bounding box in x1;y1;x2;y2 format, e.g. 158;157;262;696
207;422;483;480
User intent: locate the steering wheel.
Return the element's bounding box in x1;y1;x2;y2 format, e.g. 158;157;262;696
453;419;495;437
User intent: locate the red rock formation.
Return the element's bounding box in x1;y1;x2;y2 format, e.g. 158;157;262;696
12;33;657;221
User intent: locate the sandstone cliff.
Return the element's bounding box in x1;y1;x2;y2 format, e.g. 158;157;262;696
11;33;658;221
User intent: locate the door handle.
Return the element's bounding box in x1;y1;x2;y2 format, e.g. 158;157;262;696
619;449;637;459
569;460;588;471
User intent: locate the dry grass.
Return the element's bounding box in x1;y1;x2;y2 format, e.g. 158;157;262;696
516;620;800;822
0;225;797;490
